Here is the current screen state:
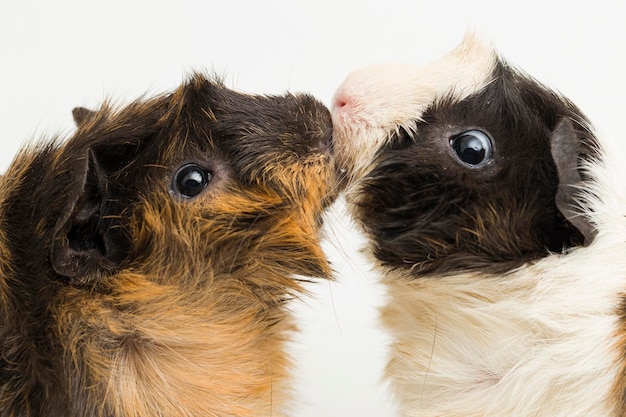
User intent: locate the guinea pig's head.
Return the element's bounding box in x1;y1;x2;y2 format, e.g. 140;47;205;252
331;34;598;276
10;74;336;294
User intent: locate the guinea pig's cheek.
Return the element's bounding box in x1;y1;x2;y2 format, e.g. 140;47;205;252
328;121;380;185
301;165;336;208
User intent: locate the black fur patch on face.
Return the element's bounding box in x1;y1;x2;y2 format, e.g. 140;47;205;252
353;61;597;276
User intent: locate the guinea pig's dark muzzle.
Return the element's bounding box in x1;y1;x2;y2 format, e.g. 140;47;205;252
318;127;334;155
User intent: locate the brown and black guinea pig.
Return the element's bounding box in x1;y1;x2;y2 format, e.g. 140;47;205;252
0;73;337;417
331;34;626;416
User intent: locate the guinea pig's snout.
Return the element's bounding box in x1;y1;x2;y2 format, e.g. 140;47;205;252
331;88;364;131
332;92;353;113
330;67;412;186
317;125;334;154
330;85;370;177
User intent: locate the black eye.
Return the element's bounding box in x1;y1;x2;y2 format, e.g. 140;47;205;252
450;130;492;167
171;164;212;198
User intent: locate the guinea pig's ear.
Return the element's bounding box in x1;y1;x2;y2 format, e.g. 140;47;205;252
50;149;123;286
72;107;95;127
550;117;597;246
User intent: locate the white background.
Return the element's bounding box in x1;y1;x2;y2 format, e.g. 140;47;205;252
1;1;624;416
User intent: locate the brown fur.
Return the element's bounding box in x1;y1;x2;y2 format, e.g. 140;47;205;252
0;74;337;416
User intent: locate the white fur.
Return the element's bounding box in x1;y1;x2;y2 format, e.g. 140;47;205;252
331;33;497;184
332;34;626;416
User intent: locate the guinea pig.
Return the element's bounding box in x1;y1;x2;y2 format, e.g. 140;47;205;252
331;34;626;416
0;73;337;417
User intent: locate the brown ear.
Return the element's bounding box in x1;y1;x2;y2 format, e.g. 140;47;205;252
72;107;95;127
550;117;597;246
50;149;125;286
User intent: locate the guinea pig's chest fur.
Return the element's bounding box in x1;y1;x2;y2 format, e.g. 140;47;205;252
0;74;336;417
382;236;626;417
332;34;626;416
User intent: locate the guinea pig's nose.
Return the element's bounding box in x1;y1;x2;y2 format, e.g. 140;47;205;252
332;91;355;113
331;88;367;134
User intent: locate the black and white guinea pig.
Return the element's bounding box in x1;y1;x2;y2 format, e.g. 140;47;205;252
331;34;626;417
0;73;337;417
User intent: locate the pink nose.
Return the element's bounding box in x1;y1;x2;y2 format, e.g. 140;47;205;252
332;92;353;112
334;97;348;109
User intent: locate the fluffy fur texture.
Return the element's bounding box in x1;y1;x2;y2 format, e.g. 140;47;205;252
0;74;337;417
331;34;626;416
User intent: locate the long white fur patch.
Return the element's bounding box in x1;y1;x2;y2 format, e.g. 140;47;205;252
332;34;497;185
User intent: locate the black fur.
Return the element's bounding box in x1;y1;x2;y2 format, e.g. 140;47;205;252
353;61;597;276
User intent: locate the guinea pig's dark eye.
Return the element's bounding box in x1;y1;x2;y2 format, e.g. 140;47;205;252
450;130;492;167
171;164;212;199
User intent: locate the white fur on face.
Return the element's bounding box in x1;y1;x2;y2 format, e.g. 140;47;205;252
331;34;497;185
